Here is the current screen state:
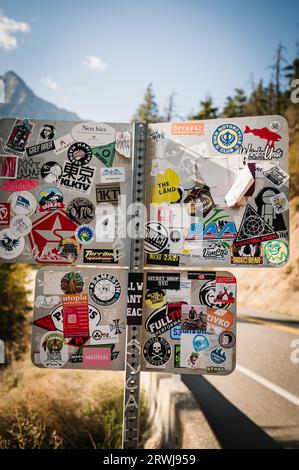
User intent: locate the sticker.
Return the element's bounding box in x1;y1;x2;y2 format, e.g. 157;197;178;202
171;122;205;136
8;191;37;217
145;290;166;309
59;161;96;195
174;344;181;368
35;295;60;309
127;272;144;325
62;293;89;338
0;155;18;178
207;308;234;332
82;347;111;368
146;252;180;266
270;192;288;214
264;240;289;265
38;187;65;212
95;184;120;205
75;225;95;244
28;210;79;264
166;279;192;304
58;238;80;261
215;276;236;304
212;123;243;154
89;325;119;345
39;124;56;142
231;242;263;265
18;157;41;179
152;169;182;204
72;122;115;147
170;325;181;340
68;336;90;348
263;166;289;188
184;185;215;218
54;133;75;155
34;303;101;332
83;249;118;264
0;179;38;192
143;336;171;367
168;228;184;254
26;140;55;157
40;161;62;184
199;279;231;309
180;332;212;369
187;211;237;240
40;332;68;368
181;305;207;331
0;228;25;259
60;271;84;294
0;203;10;225
218;331;236;349
148;129;165;142
110;319;126;335
9;215;32;237
255;188;287;235
145;302;185;336
4;118;34;157
116;131;131;159
147;272;180;290
234;204;279;247
210;348;227;365
68;142;92;166
100;167;125;183
67;198;95;225
202;241;230;262
89;273;121;306
92;143;116;167
144;222;169;254
244;126;281;149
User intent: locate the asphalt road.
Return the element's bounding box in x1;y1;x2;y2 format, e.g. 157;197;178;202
182;311;299;449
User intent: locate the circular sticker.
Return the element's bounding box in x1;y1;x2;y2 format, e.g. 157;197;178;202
143;336;171;367
60;271;84;294
218;331;236;349
144;222;169;254
145;289;166;309
212;123;243;154
193;334;210;352
75;225;95;244
58;238;80;260
40;332;68;368
89;274;121;306
38;187;64;212
50;303;101;332
8;191;37;217
67;198;95;224
9;215;32;237
71;122;116;147
68;142;92;166
264;240;289;266
0;228;25;259
41;161;62;184
210;348;227;365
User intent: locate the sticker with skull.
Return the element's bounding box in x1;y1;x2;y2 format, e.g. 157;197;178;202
143;336;171;367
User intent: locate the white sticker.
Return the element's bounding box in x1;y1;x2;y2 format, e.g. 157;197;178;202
263;166;289;188
116;131;131;158
40;332;68;368
54;133;75;155
35;295;60;308
0;228;25;259
9;215;32;237
100;167;125;183
8;191;37;217
270;192;289;214
89;325;119;345
167;279;191;303
43;271;64;294
72;122;115;147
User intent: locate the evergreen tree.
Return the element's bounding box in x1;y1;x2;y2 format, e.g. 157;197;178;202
131;83;161;123
163;92;177;122
245;80;268;116
223;88;247;117
189;96;218;120
269;42;287;114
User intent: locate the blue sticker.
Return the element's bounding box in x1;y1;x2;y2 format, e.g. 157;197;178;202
212;123;243;154
210;348;227;364
170;325;181;340
192;334;210;352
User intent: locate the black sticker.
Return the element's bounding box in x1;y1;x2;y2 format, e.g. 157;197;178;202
144;222;168;253
41;161;62;183
235;204;279;247
83;249;118;264
26;140;55;157
145;302;184;336
67;198;95;224
127;272;144;325
96;184;120;205
146;252;180;266
187;272;216;280
68;142;92;166
146;272;180;290
143;336;171;367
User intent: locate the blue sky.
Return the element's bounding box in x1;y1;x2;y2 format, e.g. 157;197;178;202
0;0;298;121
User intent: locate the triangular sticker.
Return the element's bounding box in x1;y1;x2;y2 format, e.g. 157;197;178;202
92;142;115;167
33;315;56;331
235;204;279;247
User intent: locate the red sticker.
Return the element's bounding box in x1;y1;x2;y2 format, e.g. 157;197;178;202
83;347;111;368
0;203;10;225
62;293;89;338
0;156;18;178
0;179;39;192
33;314;56;331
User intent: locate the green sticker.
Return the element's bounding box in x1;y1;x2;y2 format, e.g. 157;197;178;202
92;142;116;167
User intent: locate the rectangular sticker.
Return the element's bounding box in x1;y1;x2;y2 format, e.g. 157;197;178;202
95;184;120;205
54;133;75;155
59;162;96;195
171;122;205;136
181;305;207;331
146;253;180;266
83;249;118;264
0;202;10;225
215;276;236;304
26;140;55;157
263;166;289;188
100;167;125;183
127;272;144;325
4;118;34;158
147;273;180;290
62;293;89;337
187;272;216;281
83;347;111;368
0;155;18;179
167;279;192;303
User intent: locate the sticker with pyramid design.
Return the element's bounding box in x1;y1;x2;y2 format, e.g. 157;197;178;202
234;204;279;247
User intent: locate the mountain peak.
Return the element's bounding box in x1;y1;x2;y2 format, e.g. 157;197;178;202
0;70;80;121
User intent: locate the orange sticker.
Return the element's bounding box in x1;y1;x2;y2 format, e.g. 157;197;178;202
207;308;234;330
171;122;205;136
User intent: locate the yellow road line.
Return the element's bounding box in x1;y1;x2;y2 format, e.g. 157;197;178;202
239;315;299;335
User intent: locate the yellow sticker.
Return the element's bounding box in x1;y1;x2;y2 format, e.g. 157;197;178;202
145;290;166;309
152;169;181;204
